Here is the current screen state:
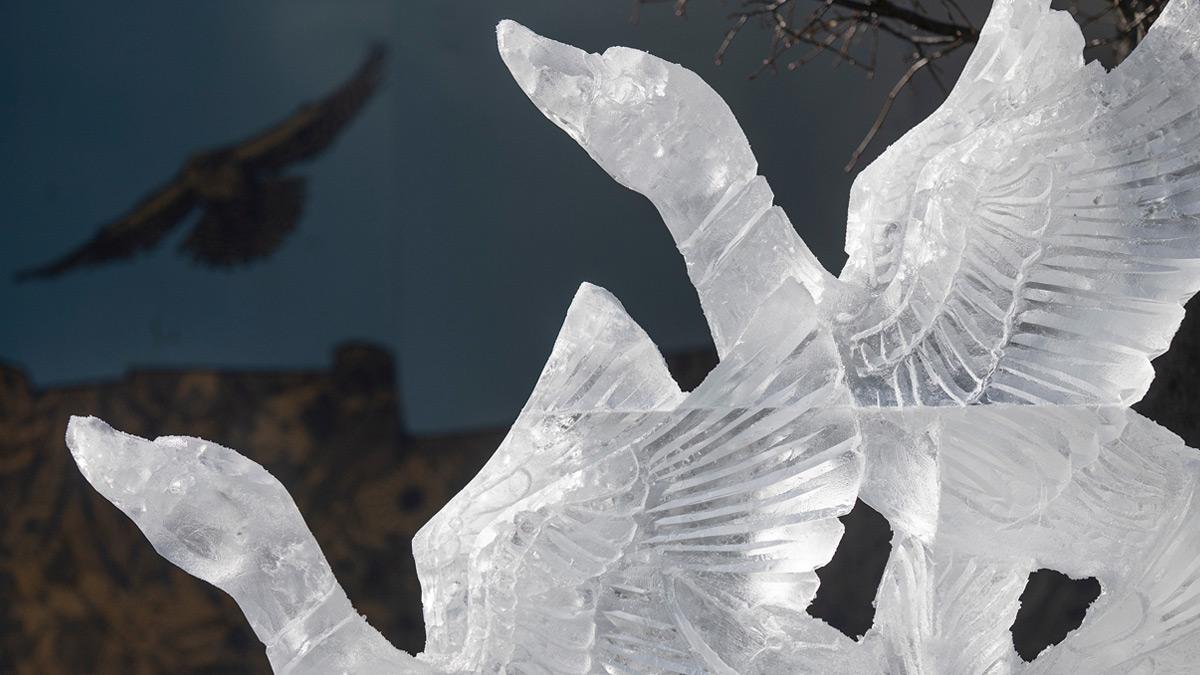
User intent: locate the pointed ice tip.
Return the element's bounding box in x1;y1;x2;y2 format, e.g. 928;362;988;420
564;281;633;329
64;414;161;502
575;281;613;302
570;282;632;322
66;414;111;454
496;19;595;141
496;19;539;87
565;282;629;323
495;19;524;45
65;415;117;484
495;19;538;62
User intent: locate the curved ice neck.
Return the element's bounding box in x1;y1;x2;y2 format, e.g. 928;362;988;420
215;540;424;672
263;585;357;671
259;582;431;674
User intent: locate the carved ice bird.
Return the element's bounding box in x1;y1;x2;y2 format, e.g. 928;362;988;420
64;0;1200;672
15;44;386;282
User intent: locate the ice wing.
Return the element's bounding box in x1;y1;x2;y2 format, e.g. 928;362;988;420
417;280;864;673
413;283;684;673
1024;419;1200;673
863;539;1029;674
596;281;864;673
497;20;834;359
838;0;1200;406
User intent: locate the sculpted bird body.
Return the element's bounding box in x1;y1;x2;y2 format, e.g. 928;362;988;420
16;44;385;281
63;0;1200;673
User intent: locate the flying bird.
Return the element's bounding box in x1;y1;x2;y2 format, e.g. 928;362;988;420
15;44;386;282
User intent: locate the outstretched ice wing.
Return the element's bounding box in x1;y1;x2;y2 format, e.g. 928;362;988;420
414;283;686;673
838;0;1200;406
598;280;862;674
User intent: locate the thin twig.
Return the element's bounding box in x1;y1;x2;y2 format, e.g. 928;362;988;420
636;0;1164;166
845;38;961;172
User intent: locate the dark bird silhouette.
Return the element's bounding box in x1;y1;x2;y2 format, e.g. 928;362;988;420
15;44;387;282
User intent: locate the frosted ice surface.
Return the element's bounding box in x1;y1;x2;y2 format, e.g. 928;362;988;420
64;0;1200;671
415;280;861;673
65;416;432;675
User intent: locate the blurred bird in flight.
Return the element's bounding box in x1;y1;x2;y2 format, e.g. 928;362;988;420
15;44;386;282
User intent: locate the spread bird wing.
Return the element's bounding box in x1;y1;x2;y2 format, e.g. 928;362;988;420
413;283;686;673
415;280;863;674
836;0;1200;406
599;280;862;674
497;20;835;359
855;408;1200;673
14;180;196;281
227;43;386;171
179;43;382;267
1022;413;1200;673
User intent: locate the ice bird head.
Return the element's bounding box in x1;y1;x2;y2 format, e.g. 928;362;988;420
497;20;597;144
497;19;758;236
67;415;168;510
66;416;323;589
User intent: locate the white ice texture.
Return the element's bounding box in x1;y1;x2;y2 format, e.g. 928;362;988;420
64;0;1200;671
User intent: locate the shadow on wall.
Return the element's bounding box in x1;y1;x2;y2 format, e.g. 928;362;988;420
2;290;1199;673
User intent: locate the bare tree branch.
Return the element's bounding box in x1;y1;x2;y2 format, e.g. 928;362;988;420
635;0;1165;169
845;37;962;171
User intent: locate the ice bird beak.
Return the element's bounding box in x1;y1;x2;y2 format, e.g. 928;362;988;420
67;415;117;486
66;415;158;509
497;19;597;143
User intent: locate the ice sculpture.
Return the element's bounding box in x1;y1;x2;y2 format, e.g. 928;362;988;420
64;0;1200;671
